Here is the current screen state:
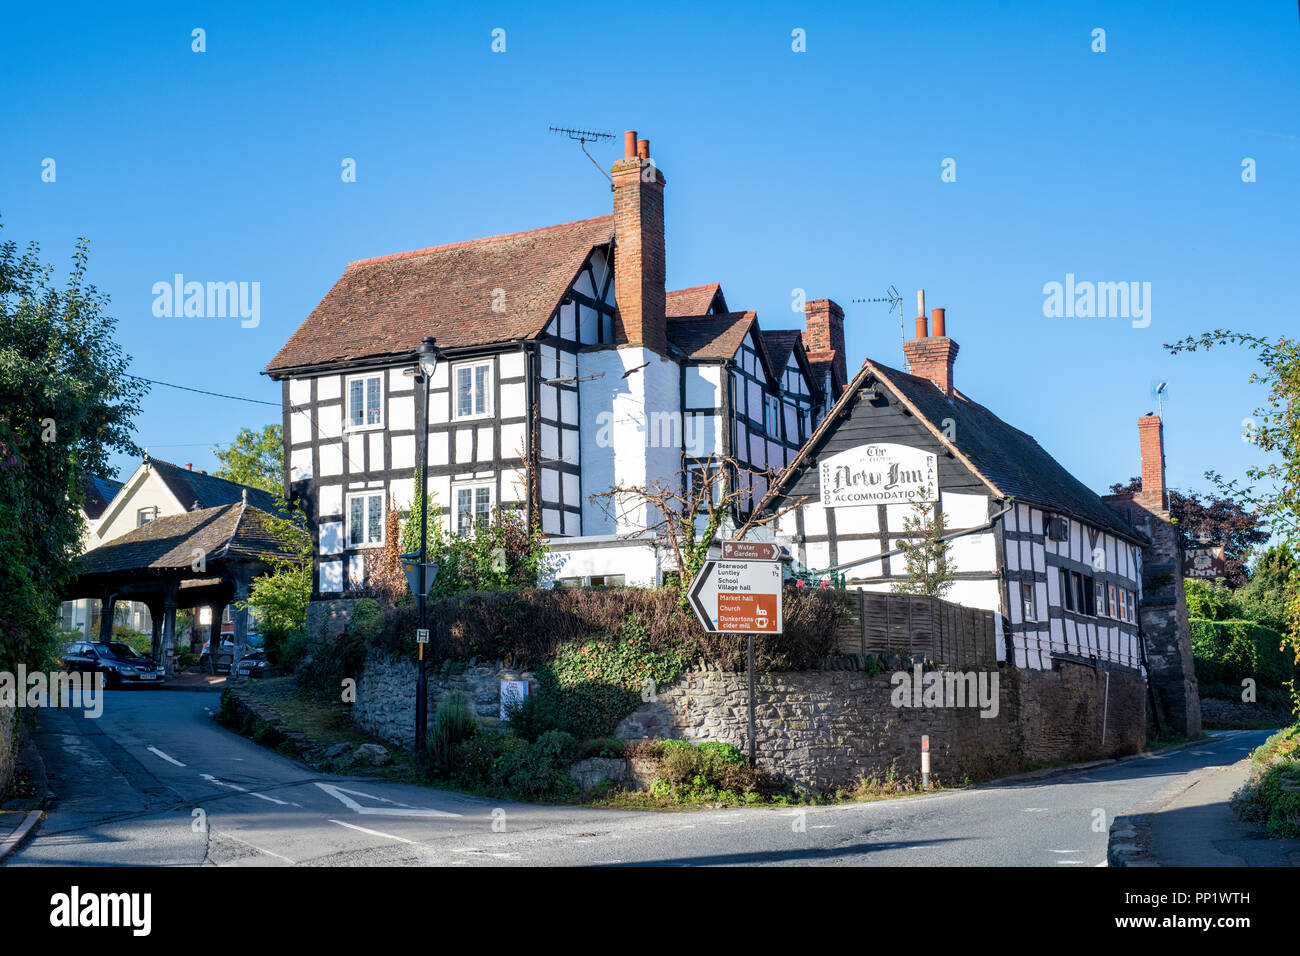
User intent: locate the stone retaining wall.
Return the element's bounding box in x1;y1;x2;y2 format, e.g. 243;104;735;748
0;704;15;798
1200;696;1295;728
616;659;1146;790
353;648;533;747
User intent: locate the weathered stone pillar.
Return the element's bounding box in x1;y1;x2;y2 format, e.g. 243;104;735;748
208;603;227;675
97;593;116;643
231;569;252;670
161;584;178;677
147;600;164;661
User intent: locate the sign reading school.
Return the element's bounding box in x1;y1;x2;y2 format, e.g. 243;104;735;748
689;553;783;634
820;442;937;508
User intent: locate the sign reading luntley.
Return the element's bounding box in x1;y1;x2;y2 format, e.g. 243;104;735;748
819;443;938;508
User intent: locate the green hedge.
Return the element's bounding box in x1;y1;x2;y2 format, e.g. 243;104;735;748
1190;618;1297;691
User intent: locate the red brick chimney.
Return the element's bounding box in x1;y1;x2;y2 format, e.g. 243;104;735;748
802;299;847;388
901;293;959;398
611;129;667;355
1137;415;1168;513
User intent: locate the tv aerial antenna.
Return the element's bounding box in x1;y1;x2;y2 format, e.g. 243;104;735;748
1152;381;1169;418
852;285;906;369
549;126;615;184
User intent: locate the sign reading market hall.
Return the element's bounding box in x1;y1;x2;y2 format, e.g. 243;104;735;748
819;442;938;508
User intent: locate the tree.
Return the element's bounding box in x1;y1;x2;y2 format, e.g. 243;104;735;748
589;454;800;598
891;487;956;598
0;225;145;673
1108;477;1269;588
213;424;282;494
241;495;311;667
1166;330;1300;714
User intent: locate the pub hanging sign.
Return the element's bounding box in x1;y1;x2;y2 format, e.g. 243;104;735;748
820;443;938;508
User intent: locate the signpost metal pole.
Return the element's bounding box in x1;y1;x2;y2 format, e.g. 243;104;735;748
747;633;756;766
414;336;439;757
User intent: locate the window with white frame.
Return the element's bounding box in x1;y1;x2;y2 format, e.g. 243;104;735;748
137;506;159;527
347;374;384;428
455;483;493;536
764;395;781;438
346;491;384;547
1021;581;1037;622
454;361;492;419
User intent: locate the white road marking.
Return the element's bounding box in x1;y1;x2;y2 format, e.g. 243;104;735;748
202;773;248;792
329;819;420;845
1056;860;1088;865
1046;849;1079;854
147;746;185;767
1023;807;1049;812
251;792;290;806
314;782;461;818
211;827;296;864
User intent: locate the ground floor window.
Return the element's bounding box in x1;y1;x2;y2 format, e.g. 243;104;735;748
347;491;384;547
455;483;494;536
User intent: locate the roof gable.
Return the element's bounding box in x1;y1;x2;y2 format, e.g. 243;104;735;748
749;357;1140;541
666;283;727;318
266;215;615;374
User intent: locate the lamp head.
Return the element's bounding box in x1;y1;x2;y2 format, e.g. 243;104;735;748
418;336;440;378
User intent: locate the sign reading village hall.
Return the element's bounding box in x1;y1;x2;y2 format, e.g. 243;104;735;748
820;443;938;508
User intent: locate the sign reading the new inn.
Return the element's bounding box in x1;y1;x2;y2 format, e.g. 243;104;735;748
819;443;938;508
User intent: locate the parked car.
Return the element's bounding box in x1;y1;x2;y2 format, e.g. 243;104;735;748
59;641;165;687
233;651;267;679
199;633;263;672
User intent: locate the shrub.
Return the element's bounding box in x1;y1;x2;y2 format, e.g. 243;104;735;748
359;586;847;673
446;729;523;790
1231;723;1300;838
428;690;477;775
496;730;580;801
1191;618;1297;693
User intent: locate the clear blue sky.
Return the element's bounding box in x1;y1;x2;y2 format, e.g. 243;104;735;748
3;1;1296;506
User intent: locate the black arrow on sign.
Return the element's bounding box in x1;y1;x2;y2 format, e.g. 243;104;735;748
688;561;718;632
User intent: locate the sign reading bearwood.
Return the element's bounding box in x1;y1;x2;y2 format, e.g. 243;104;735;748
819;443;938;508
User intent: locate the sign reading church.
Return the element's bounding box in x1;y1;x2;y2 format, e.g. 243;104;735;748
819;443;937;508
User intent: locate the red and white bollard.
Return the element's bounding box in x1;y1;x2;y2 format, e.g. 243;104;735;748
921;735;931;790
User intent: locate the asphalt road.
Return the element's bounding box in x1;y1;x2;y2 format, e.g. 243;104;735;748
6;689;1269;867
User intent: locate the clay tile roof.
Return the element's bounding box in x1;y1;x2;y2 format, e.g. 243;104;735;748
265;215;615;374
667;312;757;361
75;504;298;579
759;329;803;371
666;283;727;318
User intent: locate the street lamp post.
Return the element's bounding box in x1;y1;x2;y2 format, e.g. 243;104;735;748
414;335;440;757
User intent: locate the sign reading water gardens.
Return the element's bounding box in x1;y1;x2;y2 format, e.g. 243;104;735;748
820;443;938;508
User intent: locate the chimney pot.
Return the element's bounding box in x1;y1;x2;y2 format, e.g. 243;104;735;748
623;130;637;159
637;139;650;159
932;307;946;337
914;312;928;339
185;462;192;470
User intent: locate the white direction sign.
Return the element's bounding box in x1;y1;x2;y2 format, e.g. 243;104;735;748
688;560;783;634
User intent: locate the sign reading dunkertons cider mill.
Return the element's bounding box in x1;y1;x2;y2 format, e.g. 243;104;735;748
820;443;938;507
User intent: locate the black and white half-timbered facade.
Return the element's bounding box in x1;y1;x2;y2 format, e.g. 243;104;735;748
264;130;843;598
746;303;1148;673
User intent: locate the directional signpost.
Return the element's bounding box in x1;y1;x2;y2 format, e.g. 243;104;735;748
688;543;784;765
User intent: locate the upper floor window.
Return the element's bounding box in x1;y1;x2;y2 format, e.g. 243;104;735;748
1021;581;1037;622
347;491;384;548
348;374;383;429
764;395;781;438
455;361;492;419
137;506;159;527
